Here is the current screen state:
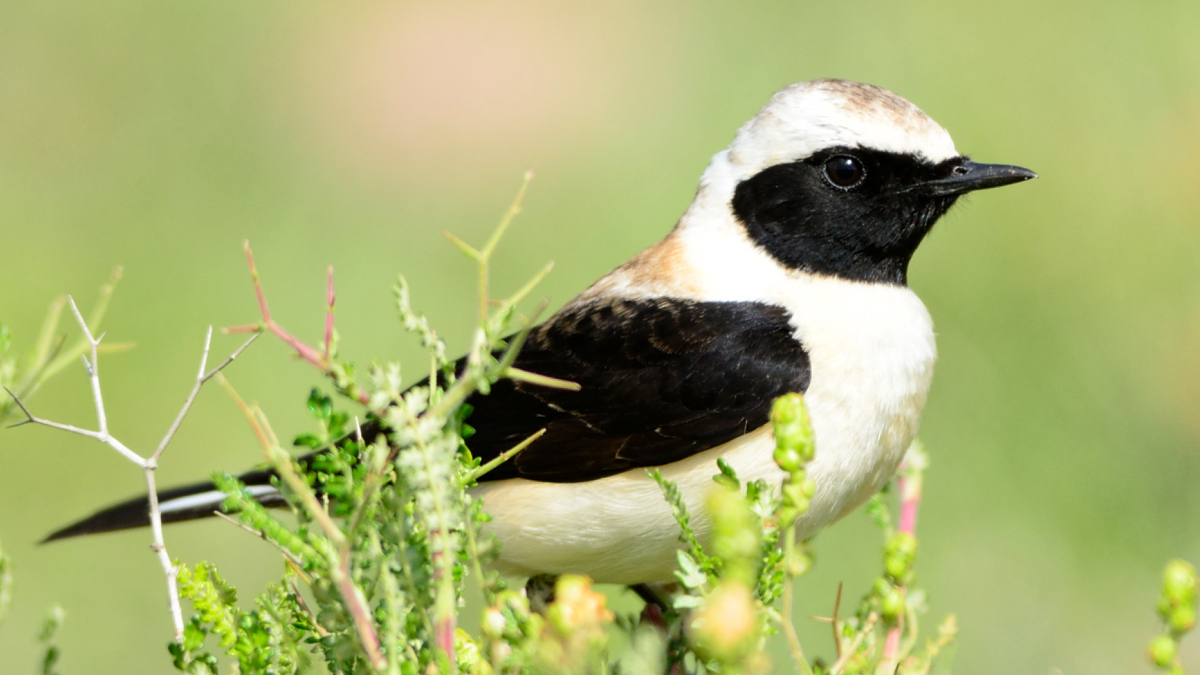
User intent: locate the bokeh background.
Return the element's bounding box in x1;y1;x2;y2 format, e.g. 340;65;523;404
2;1;1200;672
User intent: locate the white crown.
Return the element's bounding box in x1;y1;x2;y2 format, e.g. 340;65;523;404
714;79;958;186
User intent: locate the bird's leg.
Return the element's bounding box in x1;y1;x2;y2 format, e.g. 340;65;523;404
630;582;690;673
524;574;558;614
631;583;670;613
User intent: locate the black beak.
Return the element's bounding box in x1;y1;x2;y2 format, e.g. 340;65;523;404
916;160;1037;196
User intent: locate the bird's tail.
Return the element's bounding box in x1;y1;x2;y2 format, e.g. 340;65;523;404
42;466;284;543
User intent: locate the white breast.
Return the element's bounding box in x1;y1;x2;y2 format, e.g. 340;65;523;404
774;275;936;533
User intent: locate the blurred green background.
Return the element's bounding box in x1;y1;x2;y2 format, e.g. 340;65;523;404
2;0;1199;672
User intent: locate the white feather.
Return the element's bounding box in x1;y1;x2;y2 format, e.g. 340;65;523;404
159;485;278;514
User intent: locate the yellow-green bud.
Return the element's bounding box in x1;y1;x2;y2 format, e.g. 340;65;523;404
786;547;812;577
774;445;804;473
546;604;571;636
1163;560;1199;609
881;589;904;621
782;483;808;509
779;506;800;527
490;642;513;665
842;653;869;674
455;629;492;675
801;477;816;499
779;480;811;527
1159;595;1173;619
689;582;757;661
1149;635;1177;668
875;578;903;621
1168;604;1197;636
884;531;918;584
481;607;507;640
771;394;815;462
708;488;760;584
496;590;529;617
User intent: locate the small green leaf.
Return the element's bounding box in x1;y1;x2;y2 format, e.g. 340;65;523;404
715;458;740;489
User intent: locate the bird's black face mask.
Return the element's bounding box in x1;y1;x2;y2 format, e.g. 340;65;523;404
731;147;1035;285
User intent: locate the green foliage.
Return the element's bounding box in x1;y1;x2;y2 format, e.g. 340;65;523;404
647;468;720;584
38;605;64;675
4;183;1195;674
173;563;311;675
643;392;821;675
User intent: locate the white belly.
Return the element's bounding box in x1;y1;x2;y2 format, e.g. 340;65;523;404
471;277;937;585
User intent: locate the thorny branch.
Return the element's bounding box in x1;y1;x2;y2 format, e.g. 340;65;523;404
5;298;259;642
830;612;879;674
228;243;372;405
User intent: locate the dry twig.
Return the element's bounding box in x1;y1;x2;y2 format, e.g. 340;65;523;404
5;299;258;642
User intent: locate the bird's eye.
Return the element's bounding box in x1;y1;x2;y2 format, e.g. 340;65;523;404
824;156;865;189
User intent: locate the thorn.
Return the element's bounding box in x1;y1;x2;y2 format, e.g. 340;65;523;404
2;387;35;424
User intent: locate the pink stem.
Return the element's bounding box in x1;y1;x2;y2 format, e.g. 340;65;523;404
336;550;387;670
898;474;919;535
882;470;922;663
223;323;261;334
244;242;272;323
241;243;370;405
436;618;455;661
432;547;457;662
267;324;328;368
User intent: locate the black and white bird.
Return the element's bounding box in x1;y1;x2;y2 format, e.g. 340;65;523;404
46;79;1034;585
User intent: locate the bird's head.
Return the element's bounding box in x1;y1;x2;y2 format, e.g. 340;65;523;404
690;79;1035;286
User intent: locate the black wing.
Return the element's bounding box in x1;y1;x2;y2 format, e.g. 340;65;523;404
465;297;811;482
42;297;810;540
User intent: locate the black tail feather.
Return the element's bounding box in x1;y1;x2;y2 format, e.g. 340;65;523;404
42;467;282;543
42;418;388;543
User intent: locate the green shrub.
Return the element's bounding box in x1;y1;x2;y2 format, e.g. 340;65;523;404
2;181;1195;674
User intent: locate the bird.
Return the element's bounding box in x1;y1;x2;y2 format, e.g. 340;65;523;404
44;79;1035;586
